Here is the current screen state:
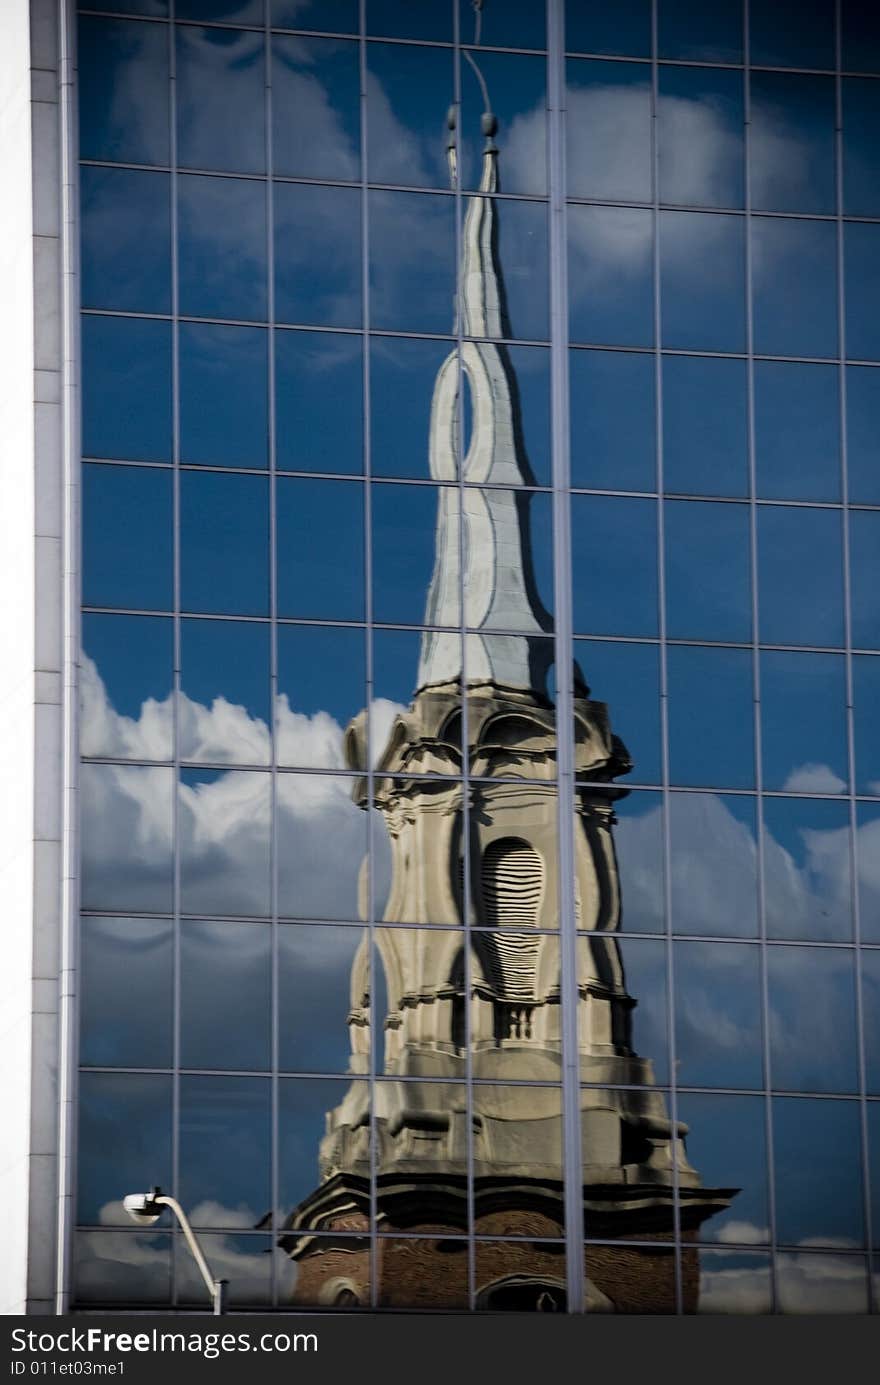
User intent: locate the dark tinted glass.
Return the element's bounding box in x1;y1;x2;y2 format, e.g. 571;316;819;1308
752;218;838;360
667;646;754;789
567;60;652;202
609;789;664;932
749;0;834;68
575;641;661;786
74;1232;171;1307
80;917;173;1068
750;73;835;217
369;191;455;335
618;938;669;1084
179;1075;271;1228
275;183;361;328
179;323;268;469
273;35;360;180
82;316;172;462
276;773;367;920
279;1078;368;1209
464;0;546;49
754;362;840;502
179;618;271;765
669;792;758;938
78;1073;172;1226
272;0;357;32
664;499;751;643
80;764;174;913
78;16;169;165
178;174;267;321
366;0;452;41
176;1234;274;1308
81;612;173;760
80;168;171;313
82;463;172;611
864;949;880;1096
179;768;271;916
773;1097;864;1248
842;0;880;73
853;655;880;796
278;923;366;1074
660;212;745;353
843;79;880;218
657;0;742;63
857;803;880;944
757;506;844;648
570;350;655;493
658;67;743;210
180;920;271;1070
366;42;453;190
677;1094;769;1246
177;0;263;18
276;625;366;770
674;941;763;1088
474;199;549;342
571;495;658;637
566;0;651;58
461;52;547;198
760;651;847;796
176;25;265;173
846;366;880;505
179;470;269;616
763;796;852;942
276;330;362;475
372;484;455;626
569;206;653;348
845;224;880;362
850;511;880;650
768;948;859;1094
662;356;748;498
276;477;365;620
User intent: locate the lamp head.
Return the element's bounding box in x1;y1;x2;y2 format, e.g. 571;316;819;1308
123;1188;164;1226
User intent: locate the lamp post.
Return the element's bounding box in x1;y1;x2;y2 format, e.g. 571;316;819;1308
123;1187;228;1315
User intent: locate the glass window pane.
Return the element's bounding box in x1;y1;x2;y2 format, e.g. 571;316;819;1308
179;470;269;616
695;1250;772;1314
462;52;547;198
846;366;880;505
178;174;267;321
575;641;661;785
662;355;748;498
667;646;754;789
279;923;366;1074
854;655;880;796
367;0;451;40
179;618;271;765
674;940;763;1088
273;35;360;180
752;218;838;359
465;0;546;50
572;495;657;637
850;510;880;650
463;488;553;631
773;1097;864;1248
569;205;653;348
81;612;174;761
763;796;852;943
760;651;848;796
274;182;361;329
864;949;880;1096
664;499;751;643
658;67;743;210
570;349;655;493
768;948;859;1093
620;938;669;1084
176;1233;275;1308
74;1231;171;1308
276;624;366;771
179;323;268;469
372;483;455;626
669;791;758;938
78;16;169;165
567;59;652;202
81;168;171;314
180;920;271;1070
366;42;453;190
660;211;745;353
842;0;880;73
609;789;665;934
81;764;174;914
678;1094;769;1247
176;25;265;173
757;506;844;648
371;336;454;481
272;0;357;32
776;1251;869;1314
177;0;263;18
369;191;455;334
845;224;880;362
379;1238;467;1310
179;1075;271;1228
500;344;551;486
857;803;880;944
749;0;834;68
82;463;172;611
179;768;271;917
754;362;840;502
80;916;173;1068
277;772;368;921
276;329;362;475
470;199;549;343
658;0;743;63
843;78;880;218
78;1073;172;1226
279;1077;368;1211
566;0;651;58
750;73;836;216
276;477;364;620
82;316;172;463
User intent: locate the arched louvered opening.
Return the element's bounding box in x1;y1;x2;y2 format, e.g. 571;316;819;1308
481;838;544;929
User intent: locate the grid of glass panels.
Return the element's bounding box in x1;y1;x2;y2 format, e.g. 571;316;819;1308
75;0;879;1314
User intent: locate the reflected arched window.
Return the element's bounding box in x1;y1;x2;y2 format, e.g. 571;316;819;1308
480;837;544;928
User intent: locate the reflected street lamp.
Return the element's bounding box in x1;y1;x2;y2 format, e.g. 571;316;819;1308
123;1187;228;1315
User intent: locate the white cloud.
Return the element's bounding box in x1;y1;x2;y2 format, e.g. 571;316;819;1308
715;1221;771;1246
782;762;847;795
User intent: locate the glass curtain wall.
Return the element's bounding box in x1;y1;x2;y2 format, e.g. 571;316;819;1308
75;0;879;1314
